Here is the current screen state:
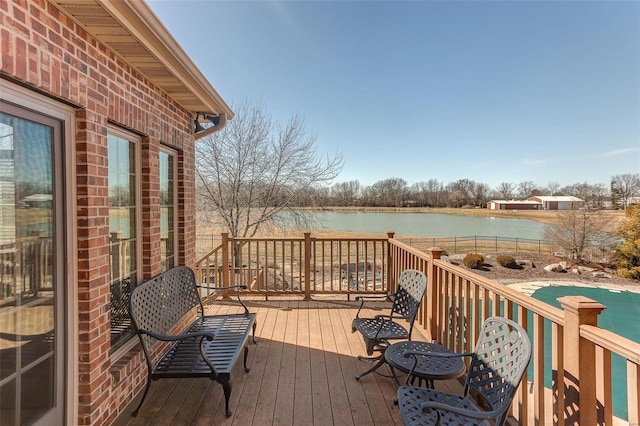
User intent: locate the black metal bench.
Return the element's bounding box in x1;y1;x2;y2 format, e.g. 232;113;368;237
128;265;257;417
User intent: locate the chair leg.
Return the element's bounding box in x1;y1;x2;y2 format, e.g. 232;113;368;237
131;379;152;417
389;365;402;387
355;355;387;380
357;353;383;361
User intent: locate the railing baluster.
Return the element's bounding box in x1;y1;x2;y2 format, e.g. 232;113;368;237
629;361;640;425
518;305;530;426
596;346;612;424
534;312;545;425
553;322;565;426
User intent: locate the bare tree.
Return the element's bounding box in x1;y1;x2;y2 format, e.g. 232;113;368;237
331;180;361;206
426;179;445;207
611;173;640;210
449;179;475;206
410;181;430;207
517;181;539;199
495;182;516;199
589;183;610;209
447;190;466;208
471;182;491;207
365;177;407;207
543;206;615;261
109;185;130;207
546;181;561;196
196;100;343;238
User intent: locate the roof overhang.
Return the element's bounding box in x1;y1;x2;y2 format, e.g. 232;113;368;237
50;0;233;135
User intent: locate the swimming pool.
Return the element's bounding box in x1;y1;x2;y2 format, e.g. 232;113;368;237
531;285;640;420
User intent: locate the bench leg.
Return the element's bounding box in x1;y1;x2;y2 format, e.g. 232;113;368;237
132;379;152;417
222;379;232;417
243;345;250;372
252;320;257;344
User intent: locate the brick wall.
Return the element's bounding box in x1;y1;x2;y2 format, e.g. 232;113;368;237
1;0;197;424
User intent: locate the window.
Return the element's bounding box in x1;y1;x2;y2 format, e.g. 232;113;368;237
160;149;177;271
108;129;140;352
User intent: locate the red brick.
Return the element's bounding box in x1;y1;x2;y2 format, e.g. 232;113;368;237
3;0;200;423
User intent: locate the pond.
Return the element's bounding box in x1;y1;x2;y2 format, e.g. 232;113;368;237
278;211;548;240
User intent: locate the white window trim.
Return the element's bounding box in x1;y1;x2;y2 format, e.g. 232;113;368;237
0;78;78;425
108;125;143;360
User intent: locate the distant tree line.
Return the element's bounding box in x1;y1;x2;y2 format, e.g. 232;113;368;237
294;173;640;209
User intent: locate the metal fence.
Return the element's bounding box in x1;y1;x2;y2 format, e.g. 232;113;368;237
197;233;617;263
397;235;551;255
196;234;551;258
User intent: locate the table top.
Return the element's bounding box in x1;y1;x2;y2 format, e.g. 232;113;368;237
385;341;466;381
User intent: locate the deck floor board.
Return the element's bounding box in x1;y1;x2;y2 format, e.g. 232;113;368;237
113;297;463;426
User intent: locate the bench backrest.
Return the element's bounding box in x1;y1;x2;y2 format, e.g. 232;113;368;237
129;266;204;361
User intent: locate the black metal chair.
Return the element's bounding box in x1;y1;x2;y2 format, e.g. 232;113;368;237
397;316;532;425
352;269;428;380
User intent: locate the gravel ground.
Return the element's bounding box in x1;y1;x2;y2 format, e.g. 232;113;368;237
449;252;640;292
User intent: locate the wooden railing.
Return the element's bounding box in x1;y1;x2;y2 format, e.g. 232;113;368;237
0;235;53;301
194;232;391;300
194;232;640;425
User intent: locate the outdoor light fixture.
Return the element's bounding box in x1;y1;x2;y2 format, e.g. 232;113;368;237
193;112;222;133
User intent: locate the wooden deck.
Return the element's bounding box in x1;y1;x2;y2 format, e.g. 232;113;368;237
112;297;463;426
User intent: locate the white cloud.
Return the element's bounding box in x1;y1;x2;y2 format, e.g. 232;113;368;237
597;147;640;158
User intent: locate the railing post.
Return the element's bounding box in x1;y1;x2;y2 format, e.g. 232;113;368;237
110;231;122;280
221;233;231;300
426;247;442;342
386;232;395;290
558;296;606;425
304;232;311;301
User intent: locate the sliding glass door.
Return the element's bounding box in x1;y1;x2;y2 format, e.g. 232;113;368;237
0;102;64;425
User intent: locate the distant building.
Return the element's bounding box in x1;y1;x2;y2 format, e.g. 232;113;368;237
487;200;543;210
21;194;53;209
528;196;584;210
487;196;585;211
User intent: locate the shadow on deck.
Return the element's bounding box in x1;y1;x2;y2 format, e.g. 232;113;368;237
112;297;464;426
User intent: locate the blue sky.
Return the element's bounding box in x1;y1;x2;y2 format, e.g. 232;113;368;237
147;0;639;190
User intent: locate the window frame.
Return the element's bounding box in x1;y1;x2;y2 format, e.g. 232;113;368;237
159;146;178;271
107;126;142;357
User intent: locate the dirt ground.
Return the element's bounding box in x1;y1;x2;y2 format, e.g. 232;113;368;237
450;251;640;291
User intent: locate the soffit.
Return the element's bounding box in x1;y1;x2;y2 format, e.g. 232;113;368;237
50;0;233;119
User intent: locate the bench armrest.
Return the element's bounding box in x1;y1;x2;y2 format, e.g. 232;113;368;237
197;284;248;291
196;284;250;315
139;329;216;342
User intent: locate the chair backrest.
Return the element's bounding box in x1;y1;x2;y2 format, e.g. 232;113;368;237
390;269;428;332
464;316;532;425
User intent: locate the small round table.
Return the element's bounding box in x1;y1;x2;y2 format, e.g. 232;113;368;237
385;341;466;388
